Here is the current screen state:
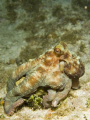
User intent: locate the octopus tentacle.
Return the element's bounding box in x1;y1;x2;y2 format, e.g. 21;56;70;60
42;89;56;108
52;78;72;107
4;98;24;116
7;58;41;92
4;69;43;115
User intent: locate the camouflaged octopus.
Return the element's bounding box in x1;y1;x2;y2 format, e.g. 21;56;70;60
4;42;85;116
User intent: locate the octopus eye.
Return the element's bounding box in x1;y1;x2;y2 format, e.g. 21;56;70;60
54;44;64;55
54;48;60;54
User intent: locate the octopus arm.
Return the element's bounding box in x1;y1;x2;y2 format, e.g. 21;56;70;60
7;59;40;92
52;78;72;107
4;69;43;116
42;89;57;108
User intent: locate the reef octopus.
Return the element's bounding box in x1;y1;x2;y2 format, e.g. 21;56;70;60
4;42;85;116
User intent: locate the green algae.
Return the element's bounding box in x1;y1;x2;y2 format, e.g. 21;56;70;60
18;43;43;63
0;98;4;106
36;14;46;21
71;0;87;9
5;0;18;23
61;30;81;44
52;5;65;18
87;1;90;13
0;61;13;88
5;0;44;24
64;15;83;25
71;0;90;19
84;114;88;120
25;94;42;109
79;42;86;53
0;114;5;119
25;36;36;43
21;0;42;13
71;0;90;17
16;20;38;33
86;97;90;108
24;87;47;109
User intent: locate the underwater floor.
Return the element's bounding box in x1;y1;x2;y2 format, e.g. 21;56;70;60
0;0;90;119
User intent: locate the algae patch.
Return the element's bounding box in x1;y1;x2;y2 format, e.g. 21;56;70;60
72;0;88;8
79;42;86;53
18;43;43;63
86;97;90;108
5;0;18;23
0;98;4;106
61;30;82;44
52;5;65;18
25;95;42;109
24;87;47;109
0;114;5;119
21;0;42;13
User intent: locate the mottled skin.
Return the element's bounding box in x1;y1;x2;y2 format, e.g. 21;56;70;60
4;43;85;116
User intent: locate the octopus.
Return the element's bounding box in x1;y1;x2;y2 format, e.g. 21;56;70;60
4;42;85;116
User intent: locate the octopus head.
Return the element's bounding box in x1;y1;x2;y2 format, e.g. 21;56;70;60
54;42;85;89
64;56;85;89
